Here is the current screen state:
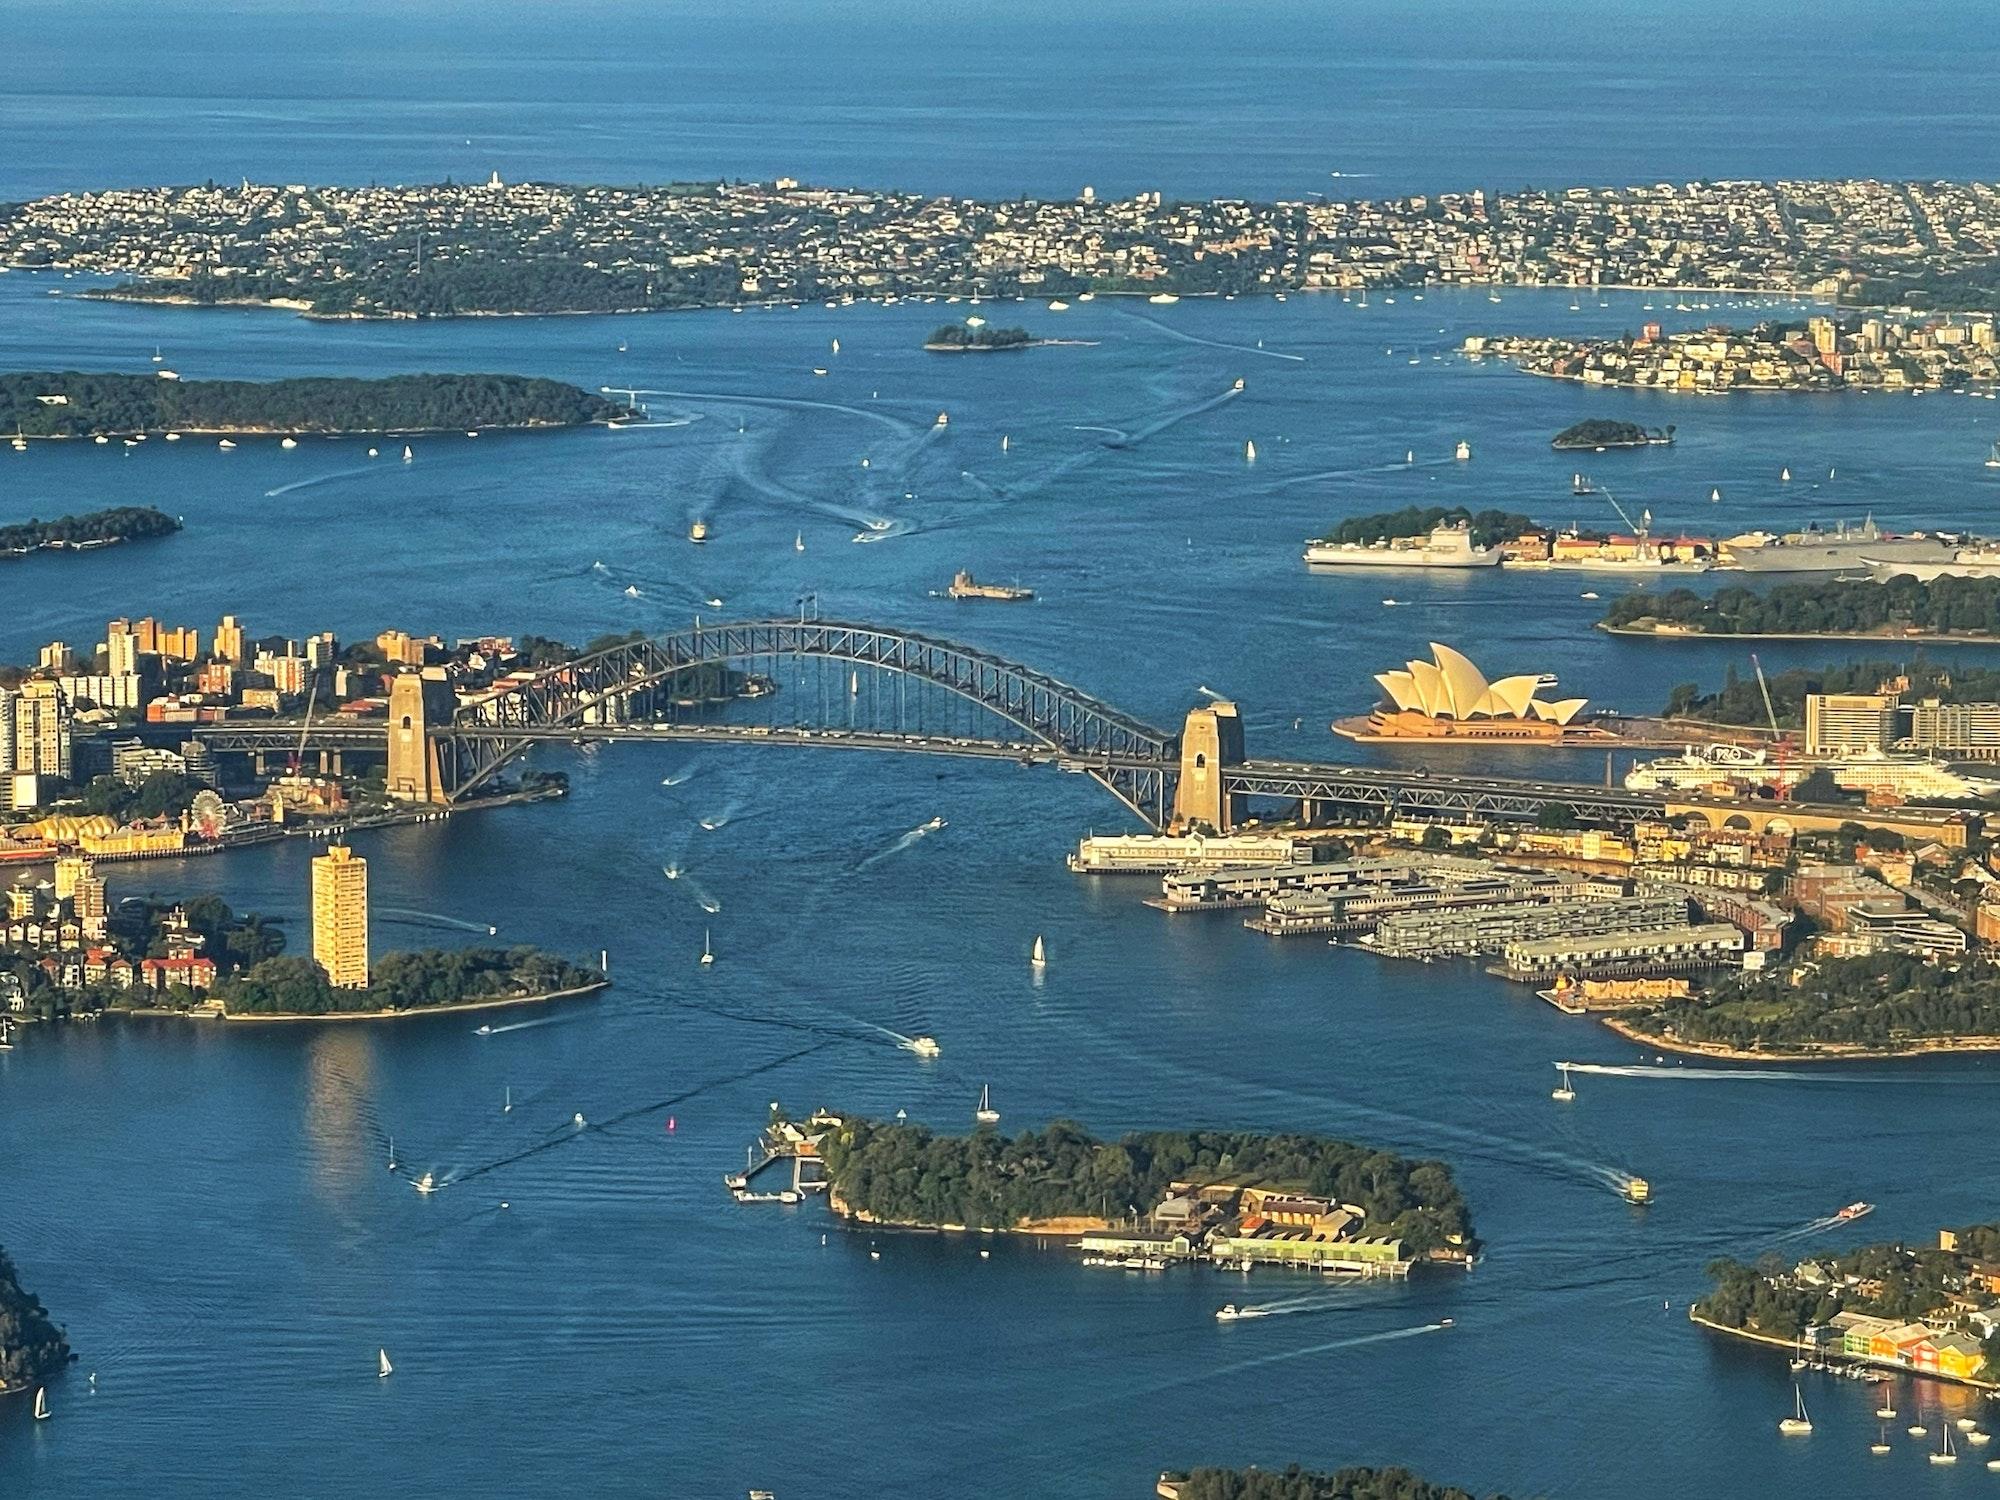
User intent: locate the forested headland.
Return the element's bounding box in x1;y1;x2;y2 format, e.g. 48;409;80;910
0;1248;71;1395
1620;952;2000;1058
0;371;624;437
1605;577;2000;641
212;946;603;1017
1164;1466;1506;1500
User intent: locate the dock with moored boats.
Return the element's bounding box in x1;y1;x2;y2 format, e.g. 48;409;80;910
723;1111;839;1202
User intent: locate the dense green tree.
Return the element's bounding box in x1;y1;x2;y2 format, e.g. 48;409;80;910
0;506;178;554
1173;1467;1504;1500
0;1247;70;1392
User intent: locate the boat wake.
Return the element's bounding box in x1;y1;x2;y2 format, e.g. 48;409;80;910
1560;1061;1875;1084
683;876;722;915
263;464;381;498
856;819;946;871
376;907;497;936
1122;310;1306;362
474;1014;583;1037
1094;382;1247;449
612;386;917;436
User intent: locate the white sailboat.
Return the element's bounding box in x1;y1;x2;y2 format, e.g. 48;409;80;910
1778;1383;1813;1435
1780;466;1791;482
1710;487;1721;502
1932;1422;1958;1464
1001;434;1010;453
1030;935;1047;968
1455;439;1471;461
1551;1063;1576;1102
1871;1424;1891;1455
831;338;840;354
378;1348;393;1379
1986;440;2000;470
151;345;163;363
700;929;715;967
503;1086;512;1114
1244;440;1256;462
794;532;805;552
975;1084;1000;1125
34;1387;50;1420
386;1136;397;1171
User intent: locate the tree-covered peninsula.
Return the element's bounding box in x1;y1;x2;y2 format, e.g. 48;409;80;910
211;946;603;1017
1695;1222;2000;1374
923;323;1037;351
1318;506;1537;550
0;371;625;438
1617;952;2000;1059
1163;1467;1507;1500
0;1247;71;1395
1;505;180;556
821;1118;1474;1256
1605;576;2000;641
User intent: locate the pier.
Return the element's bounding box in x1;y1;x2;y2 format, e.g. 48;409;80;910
723;1112;837;1202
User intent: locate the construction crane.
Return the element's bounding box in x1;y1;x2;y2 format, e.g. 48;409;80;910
1749;653;1792;798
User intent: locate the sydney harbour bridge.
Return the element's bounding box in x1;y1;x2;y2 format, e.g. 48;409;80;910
153;617;1963;843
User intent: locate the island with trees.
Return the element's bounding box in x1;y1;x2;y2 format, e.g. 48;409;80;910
0;371;626;439
820;1117;1475;1263
0;1247;71;1397
1662;658;2000;728
209;945;606;1021
1159;1467;1506;1500
1;505;180;558
1550;419;1674;450
1609;951;2000;1061
1603;576;2000;643
1317;506;1538;551
1692;1223;2000;1386
923;324;1039;352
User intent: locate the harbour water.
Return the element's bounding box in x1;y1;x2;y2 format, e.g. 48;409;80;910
8;8;2000;1495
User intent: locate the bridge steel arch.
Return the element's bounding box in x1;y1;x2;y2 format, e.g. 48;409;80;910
445;619;1179;823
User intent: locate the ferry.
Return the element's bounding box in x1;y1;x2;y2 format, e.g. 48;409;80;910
901;1035;941;1058
1215;1304;1271;1322
1622;1176;1652;1204
1304;521;1500;570
1147;292;1180;305
1454;439;1471;461
1836;1201;1875;1222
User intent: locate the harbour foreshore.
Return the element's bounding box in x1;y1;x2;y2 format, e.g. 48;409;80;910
209;978;608;1025
1601;623;2000;646
1601;1014;2000;1063
1689;1307;2000;1393
827;1191;1109;1236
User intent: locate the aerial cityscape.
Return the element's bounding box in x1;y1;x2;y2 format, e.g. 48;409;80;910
7;3;2000;1496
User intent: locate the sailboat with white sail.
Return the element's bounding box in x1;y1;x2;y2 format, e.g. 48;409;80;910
378;1349;393;1379
34;1387;50;1420
700;929;715;967
1030;935;1047;968
1778;1383;1813;1435
975;1084;1000;1125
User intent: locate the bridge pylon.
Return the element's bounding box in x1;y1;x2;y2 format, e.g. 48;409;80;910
1168;700;1246;834
387;672;456;804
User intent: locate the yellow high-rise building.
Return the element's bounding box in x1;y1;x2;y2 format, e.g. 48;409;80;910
311;844;370;989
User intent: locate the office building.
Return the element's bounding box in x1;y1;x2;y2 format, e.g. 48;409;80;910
311;844;370;989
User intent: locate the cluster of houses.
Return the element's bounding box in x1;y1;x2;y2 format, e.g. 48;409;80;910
1079;1183;1418;1276
4;175;1997;309
4;863;216;1007
1470;312;2000;395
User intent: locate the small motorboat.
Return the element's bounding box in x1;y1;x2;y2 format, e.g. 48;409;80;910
1215;1304;1270;1322
1836;1202;1875;1221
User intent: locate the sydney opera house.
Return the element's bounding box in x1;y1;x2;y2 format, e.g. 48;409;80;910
1363;642;1594;741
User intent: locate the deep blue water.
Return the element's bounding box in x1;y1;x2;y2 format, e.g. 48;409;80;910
7;8;2000;1497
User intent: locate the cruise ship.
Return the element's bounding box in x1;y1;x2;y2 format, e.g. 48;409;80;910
1623;744;1775;792
1722;519;1956;574
1304;521;1501;569
1626;745;2000;801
